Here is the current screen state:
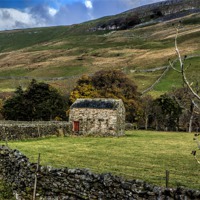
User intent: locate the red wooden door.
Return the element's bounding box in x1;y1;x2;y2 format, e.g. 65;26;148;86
73;121;79;132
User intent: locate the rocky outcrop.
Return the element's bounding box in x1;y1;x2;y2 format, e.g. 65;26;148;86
126;0;200;19
91;0;200;31
1;145;200;199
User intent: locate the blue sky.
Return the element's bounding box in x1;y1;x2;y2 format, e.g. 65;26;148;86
0;0;164;30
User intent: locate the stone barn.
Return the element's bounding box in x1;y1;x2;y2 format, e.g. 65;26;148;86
69;98;125;136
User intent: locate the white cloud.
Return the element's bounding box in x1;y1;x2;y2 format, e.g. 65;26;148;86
48;7;58;16
0;8;43;30
85;0;93;9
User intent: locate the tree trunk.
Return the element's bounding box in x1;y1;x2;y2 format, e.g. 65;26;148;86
155;119;158;131
188;114;194;133
145;116;148;130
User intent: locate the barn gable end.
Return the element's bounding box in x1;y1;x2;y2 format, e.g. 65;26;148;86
69;98;125;136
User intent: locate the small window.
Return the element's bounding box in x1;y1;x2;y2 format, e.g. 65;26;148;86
73;121;79;132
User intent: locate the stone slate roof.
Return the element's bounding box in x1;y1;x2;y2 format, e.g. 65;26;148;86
71;98;122;110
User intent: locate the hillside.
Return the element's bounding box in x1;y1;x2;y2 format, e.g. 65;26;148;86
0;0;199;96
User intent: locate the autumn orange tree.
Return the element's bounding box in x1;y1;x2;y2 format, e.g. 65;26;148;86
70;70;142;122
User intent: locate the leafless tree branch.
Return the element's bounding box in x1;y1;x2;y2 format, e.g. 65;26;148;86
174;27;200;101
169;59;181;73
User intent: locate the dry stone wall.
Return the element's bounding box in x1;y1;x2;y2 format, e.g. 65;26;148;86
0;120;133;141
0;121;71;141
1;145;200;200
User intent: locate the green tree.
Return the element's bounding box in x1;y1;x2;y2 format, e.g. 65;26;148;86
2;86;27;120
139;95;154;130
153;94;182;131
70;70;141;122
3;80;67;121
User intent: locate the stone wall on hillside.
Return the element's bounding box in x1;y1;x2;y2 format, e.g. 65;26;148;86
0;121;71;141
0;145;200;200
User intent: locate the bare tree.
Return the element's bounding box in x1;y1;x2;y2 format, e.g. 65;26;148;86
169;25;200;101
169;24;200;164
172;87;199;132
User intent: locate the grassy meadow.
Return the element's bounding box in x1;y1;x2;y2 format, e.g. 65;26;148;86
1;130;199;190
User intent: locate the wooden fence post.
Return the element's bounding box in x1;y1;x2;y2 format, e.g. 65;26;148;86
33;153;41;200
166;170;170;188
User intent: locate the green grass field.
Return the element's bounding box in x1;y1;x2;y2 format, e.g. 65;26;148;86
1;131;199;190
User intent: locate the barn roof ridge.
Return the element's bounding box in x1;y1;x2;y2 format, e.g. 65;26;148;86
71;98;123;110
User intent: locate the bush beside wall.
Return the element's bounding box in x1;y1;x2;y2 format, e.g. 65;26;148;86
0;145;200;200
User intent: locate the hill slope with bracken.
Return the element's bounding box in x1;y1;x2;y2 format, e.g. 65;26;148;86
0;0;199;96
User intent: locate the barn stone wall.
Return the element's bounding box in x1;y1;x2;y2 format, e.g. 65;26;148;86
0;145;200;200
69;108;124;136
116;103;126;134
69;98;126;136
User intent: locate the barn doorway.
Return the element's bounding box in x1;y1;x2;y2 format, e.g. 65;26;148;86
73;121;80;132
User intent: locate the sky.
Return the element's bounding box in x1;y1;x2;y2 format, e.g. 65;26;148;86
0;0;165;31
